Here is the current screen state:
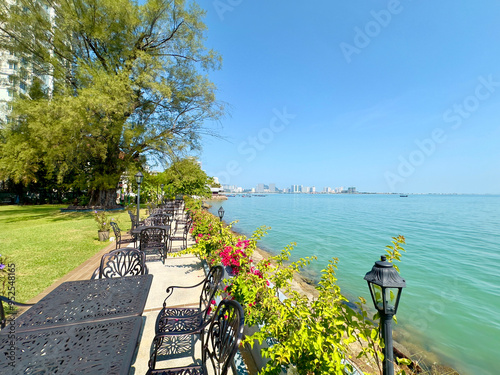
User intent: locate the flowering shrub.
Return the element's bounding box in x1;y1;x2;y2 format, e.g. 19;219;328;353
218;238;250;275
181;202;410;375
93;210;110;231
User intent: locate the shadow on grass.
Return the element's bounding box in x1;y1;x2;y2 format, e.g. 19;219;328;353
0;208;93;224
49;212;94;222
0;206;61;223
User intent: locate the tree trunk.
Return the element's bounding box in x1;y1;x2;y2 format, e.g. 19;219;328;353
89;188;118;208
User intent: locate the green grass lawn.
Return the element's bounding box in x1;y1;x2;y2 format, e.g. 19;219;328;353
0;205;133;302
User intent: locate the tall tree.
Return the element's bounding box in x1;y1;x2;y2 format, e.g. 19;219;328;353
0;0;223;206
162;157;214;198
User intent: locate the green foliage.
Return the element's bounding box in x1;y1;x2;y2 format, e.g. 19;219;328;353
179;208;231;261
180;207;412;374
0;0;223;205
384;235;406;272
162;158;213;198
184;196;202;213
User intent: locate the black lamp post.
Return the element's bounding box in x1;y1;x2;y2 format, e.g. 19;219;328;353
160;184;164;203
364;256;406;375
218;206;224;234
218;206;224;221
135;172;144;228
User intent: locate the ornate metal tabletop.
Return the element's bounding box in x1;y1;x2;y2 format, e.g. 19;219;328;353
11;274;153;332
0;316;142;374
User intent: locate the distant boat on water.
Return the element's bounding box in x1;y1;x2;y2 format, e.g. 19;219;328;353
400;194;408;197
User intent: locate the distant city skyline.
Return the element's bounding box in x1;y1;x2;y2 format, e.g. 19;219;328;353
198;1;500;195
220;182;357;194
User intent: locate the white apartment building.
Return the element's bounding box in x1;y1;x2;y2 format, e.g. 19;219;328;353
0;50;23;123
0;1;54;123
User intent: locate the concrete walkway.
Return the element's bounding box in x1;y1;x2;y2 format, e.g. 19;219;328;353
131;251;207;374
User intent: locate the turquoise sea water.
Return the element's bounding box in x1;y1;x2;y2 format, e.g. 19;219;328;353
209;194;500;375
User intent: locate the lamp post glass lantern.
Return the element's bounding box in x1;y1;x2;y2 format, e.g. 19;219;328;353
218;206;224;235
364;255;406;375
135;172;144;228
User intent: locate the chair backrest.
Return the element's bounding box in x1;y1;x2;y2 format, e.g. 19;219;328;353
92;248;147;279
110;222;121;240
202;299;244;375
158;214;172;226
143;217;154;226
184;218;193;234
148;214;170;226
199;265;224;316
140;227;167;250
128;210;138;229
1;296;33;329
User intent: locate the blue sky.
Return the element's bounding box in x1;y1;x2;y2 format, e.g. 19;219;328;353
195;0;500;193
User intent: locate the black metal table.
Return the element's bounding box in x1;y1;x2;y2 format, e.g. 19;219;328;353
0;316;142;375
0;274;153;373
9;274;153;332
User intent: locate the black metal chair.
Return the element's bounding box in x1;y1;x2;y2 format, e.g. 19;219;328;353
128;210;144;230
147;299;244;375
155;265;224;335
140;226;168;263
153;213;172;226
91;248;148;279
145;214;171;227
110;222;136;249
168;218;192;252
1;296;33;329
